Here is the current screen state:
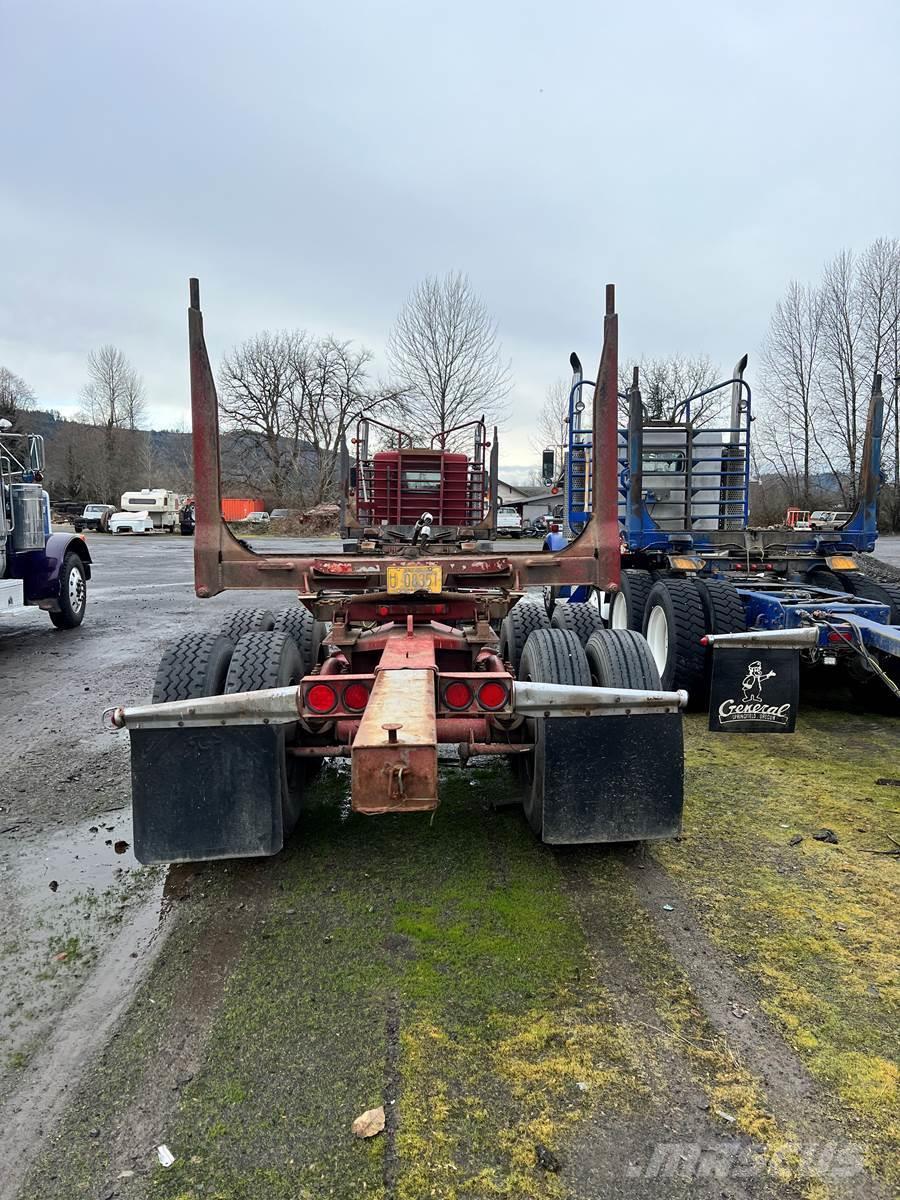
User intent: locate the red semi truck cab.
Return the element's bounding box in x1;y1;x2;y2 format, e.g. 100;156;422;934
342;417;498;548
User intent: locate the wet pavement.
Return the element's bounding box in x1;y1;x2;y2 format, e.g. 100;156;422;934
0;534;296;1197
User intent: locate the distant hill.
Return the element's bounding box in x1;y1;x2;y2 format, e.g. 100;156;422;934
22;408;314;507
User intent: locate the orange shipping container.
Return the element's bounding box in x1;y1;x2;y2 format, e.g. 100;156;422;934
221;498;263;521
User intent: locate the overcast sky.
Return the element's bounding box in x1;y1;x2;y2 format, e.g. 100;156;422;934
2;0;898;480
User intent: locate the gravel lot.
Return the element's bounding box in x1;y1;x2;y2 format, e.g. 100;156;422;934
0;534;896;1200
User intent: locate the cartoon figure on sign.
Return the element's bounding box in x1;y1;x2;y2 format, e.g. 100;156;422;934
741;660;775;702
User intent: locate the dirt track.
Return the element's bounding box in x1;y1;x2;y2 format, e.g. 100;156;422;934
0;536;897;1200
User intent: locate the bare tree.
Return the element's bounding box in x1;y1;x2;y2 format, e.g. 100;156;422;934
76;346;147;502
79;345;146;431
387;271;510;444
817;250;866;504
756;281;824;505
218;330;395;507
618;355;722;426
756;240;900;526
0;366;35;428
530;379;569;476
218;330;308;502
859;239;900;523
294;338;399;506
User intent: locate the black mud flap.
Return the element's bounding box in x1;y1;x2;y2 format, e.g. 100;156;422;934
131;726;288;865
540;714;683;844
708;647;798;733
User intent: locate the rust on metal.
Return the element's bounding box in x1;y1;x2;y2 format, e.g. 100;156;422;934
376;627;438;673
351;669;438;813
457;741;533;766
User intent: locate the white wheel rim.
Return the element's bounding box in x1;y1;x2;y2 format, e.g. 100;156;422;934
68;566;85;612
611;592;629;629
586;589;600;613
646;605;669;674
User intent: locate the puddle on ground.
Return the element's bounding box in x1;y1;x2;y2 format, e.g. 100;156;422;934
0;810;164;1074
0;815;187;1198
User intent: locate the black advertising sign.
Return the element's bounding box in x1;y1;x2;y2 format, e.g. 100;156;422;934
708;648;799;733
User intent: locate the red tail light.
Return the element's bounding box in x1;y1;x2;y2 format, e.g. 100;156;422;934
343;682;370;711
477;680;509;710
444;681;473;710
306;683;337;714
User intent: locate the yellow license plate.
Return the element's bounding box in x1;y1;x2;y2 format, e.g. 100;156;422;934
386;564;443;594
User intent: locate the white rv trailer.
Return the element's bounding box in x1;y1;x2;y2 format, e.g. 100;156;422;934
117;489;178;532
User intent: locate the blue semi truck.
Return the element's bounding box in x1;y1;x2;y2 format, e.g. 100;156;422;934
1;420;92;629
541;357;900;709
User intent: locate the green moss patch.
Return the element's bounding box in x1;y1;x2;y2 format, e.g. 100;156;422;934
655;710;900;1185
143;765;644;1200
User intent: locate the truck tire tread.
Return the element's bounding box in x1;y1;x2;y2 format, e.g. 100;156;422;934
152;632;234;702
611;569;654;631
500;596;551;674
692;577;746;635
519;627;592;687
643;578;707;703
584;629;661;690
550;600;605;645
272;607;324;674
220;608;276;641
224;631;303;693
842;575;900;622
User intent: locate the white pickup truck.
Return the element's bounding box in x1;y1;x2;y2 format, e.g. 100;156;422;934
109;509;155;534
496;506;523;538
809;510;852;531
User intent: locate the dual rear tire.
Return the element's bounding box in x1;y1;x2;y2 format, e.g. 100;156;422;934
499;595;551;673
549;599;605;644
217;606;326;676
641;576;746;707
842;574;900;622
516;626;662;835
150;616;320;840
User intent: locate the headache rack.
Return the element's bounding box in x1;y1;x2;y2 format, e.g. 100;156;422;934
348;416;493;533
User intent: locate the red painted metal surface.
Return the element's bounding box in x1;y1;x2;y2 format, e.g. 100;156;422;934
335;717;489;744
376;627;438;673
351;667;438;813
351;416;490;530
222;498;263;521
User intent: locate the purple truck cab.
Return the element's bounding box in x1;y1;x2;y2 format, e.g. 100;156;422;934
1;423;91;629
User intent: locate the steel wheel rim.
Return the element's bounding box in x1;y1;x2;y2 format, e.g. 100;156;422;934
611;591;628;629
68;566;85;613
645;605;669;674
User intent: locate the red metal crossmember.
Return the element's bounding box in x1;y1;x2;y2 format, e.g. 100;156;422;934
375;625;439;673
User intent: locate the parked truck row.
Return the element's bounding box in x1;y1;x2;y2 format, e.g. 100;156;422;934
542;351;900;708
